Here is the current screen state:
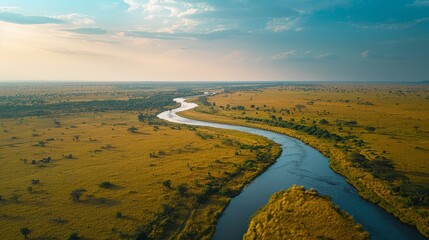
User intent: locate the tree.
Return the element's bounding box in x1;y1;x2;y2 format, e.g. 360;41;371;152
128;126;138;133
134;229;148;240
162;180;172;190
99;181;115;189
177;184;188;197
319;119;329;125
365;126;376;132
20;227;31;239
138;113;146;122
68;232;80;240
70;189;86;202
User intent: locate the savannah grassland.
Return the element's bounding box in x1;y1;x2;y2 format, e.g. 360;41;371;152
0;84;281;239
180;84;429;237
243;185;369;240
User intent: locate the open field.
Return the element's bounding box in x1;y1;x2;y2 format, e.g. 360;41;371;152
244;185;369;240
180;83;429;237
0;84;281;239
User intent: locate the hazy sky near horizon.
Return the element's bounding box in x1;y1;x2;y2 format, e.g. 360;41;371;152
0;0;428;82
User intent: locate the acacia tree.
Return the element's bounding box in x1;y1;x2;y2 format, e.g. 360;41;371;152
162;180;172;190
70;189;86;202
128;126;138;133
20;227;31;239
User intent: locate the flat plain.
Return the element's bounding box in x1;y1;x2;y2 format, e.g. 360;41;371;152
0;84;281;239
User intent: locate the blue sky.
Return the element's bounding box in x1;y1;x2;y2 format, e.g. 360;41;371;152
0;0;428;81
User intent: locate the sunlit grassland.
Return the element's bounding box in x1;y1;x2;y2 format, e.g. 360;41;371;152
180;84;429;237
244;185;369;240
0;110;280;239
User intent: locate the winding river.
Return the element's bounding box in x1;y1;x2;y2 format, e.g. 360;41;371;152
157;98;425;240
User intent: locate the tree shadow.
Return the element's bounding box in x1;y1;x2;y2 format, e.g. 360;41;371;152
83;196;120;206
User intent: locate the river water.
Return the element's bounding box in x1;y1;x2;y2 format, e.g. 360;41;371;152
157;98;425;240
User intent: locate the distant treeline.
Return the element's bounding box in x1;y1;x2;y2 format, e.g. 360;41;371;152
0;91;198;118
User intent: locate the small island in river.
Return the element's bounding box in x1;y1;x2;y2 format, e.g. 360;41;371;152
244;185;369;240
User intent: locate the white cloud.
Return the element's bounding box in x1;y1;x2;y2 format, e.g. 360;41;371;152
266;17;301;32
272;50;298;60
408;0;429;7
273;50;337;61
123;0;140;11
122;0;214;34
53;13;95;25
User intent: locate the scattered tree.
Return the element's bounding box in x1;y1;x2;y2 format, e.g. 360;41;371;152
128;126;138;133
68;232;81;240
99;181;115;189
162;180;172;190
365;126;376;132
177;184;188;197
70;189;86;202
319;119;329;125
20;227;31;239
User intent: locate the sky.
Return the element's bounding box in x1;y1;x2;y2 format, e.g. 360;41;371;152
0;0;428;82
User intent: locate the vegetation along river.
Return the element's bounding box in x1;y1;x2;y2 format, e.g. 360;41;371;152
158;98;426;240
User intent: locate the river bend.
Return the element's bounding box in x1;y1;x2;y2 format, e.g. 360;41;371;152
157;98;425;240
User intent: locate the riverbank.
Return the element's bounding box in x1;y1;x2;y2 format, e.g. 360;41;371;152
179;93;429;238
243;185;369;240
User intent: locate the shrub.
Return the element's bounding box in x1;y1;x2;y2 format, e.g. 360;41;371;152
99;181;115;189
365;126;376;132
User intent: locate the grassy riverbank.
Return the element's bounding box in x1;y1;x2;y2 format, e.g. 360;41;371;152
179;84;429;237
244;185;369;240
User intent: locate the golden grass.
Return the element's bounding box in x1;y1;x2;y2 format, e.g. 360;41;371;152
179;84;429;237
243;185;369;240
0;111;280;239
197;85;429;184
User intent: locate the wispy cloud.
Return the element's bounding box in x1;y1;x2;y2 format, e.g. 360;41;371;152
125;29;241;41
266;17;302;32
350;18;429;30
53;13;95;25
272;50;338;61
360;50;402;60
408;0;429;7
0;6;19;11
60;28;107;35
42;47;116;58
0;12;64;24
